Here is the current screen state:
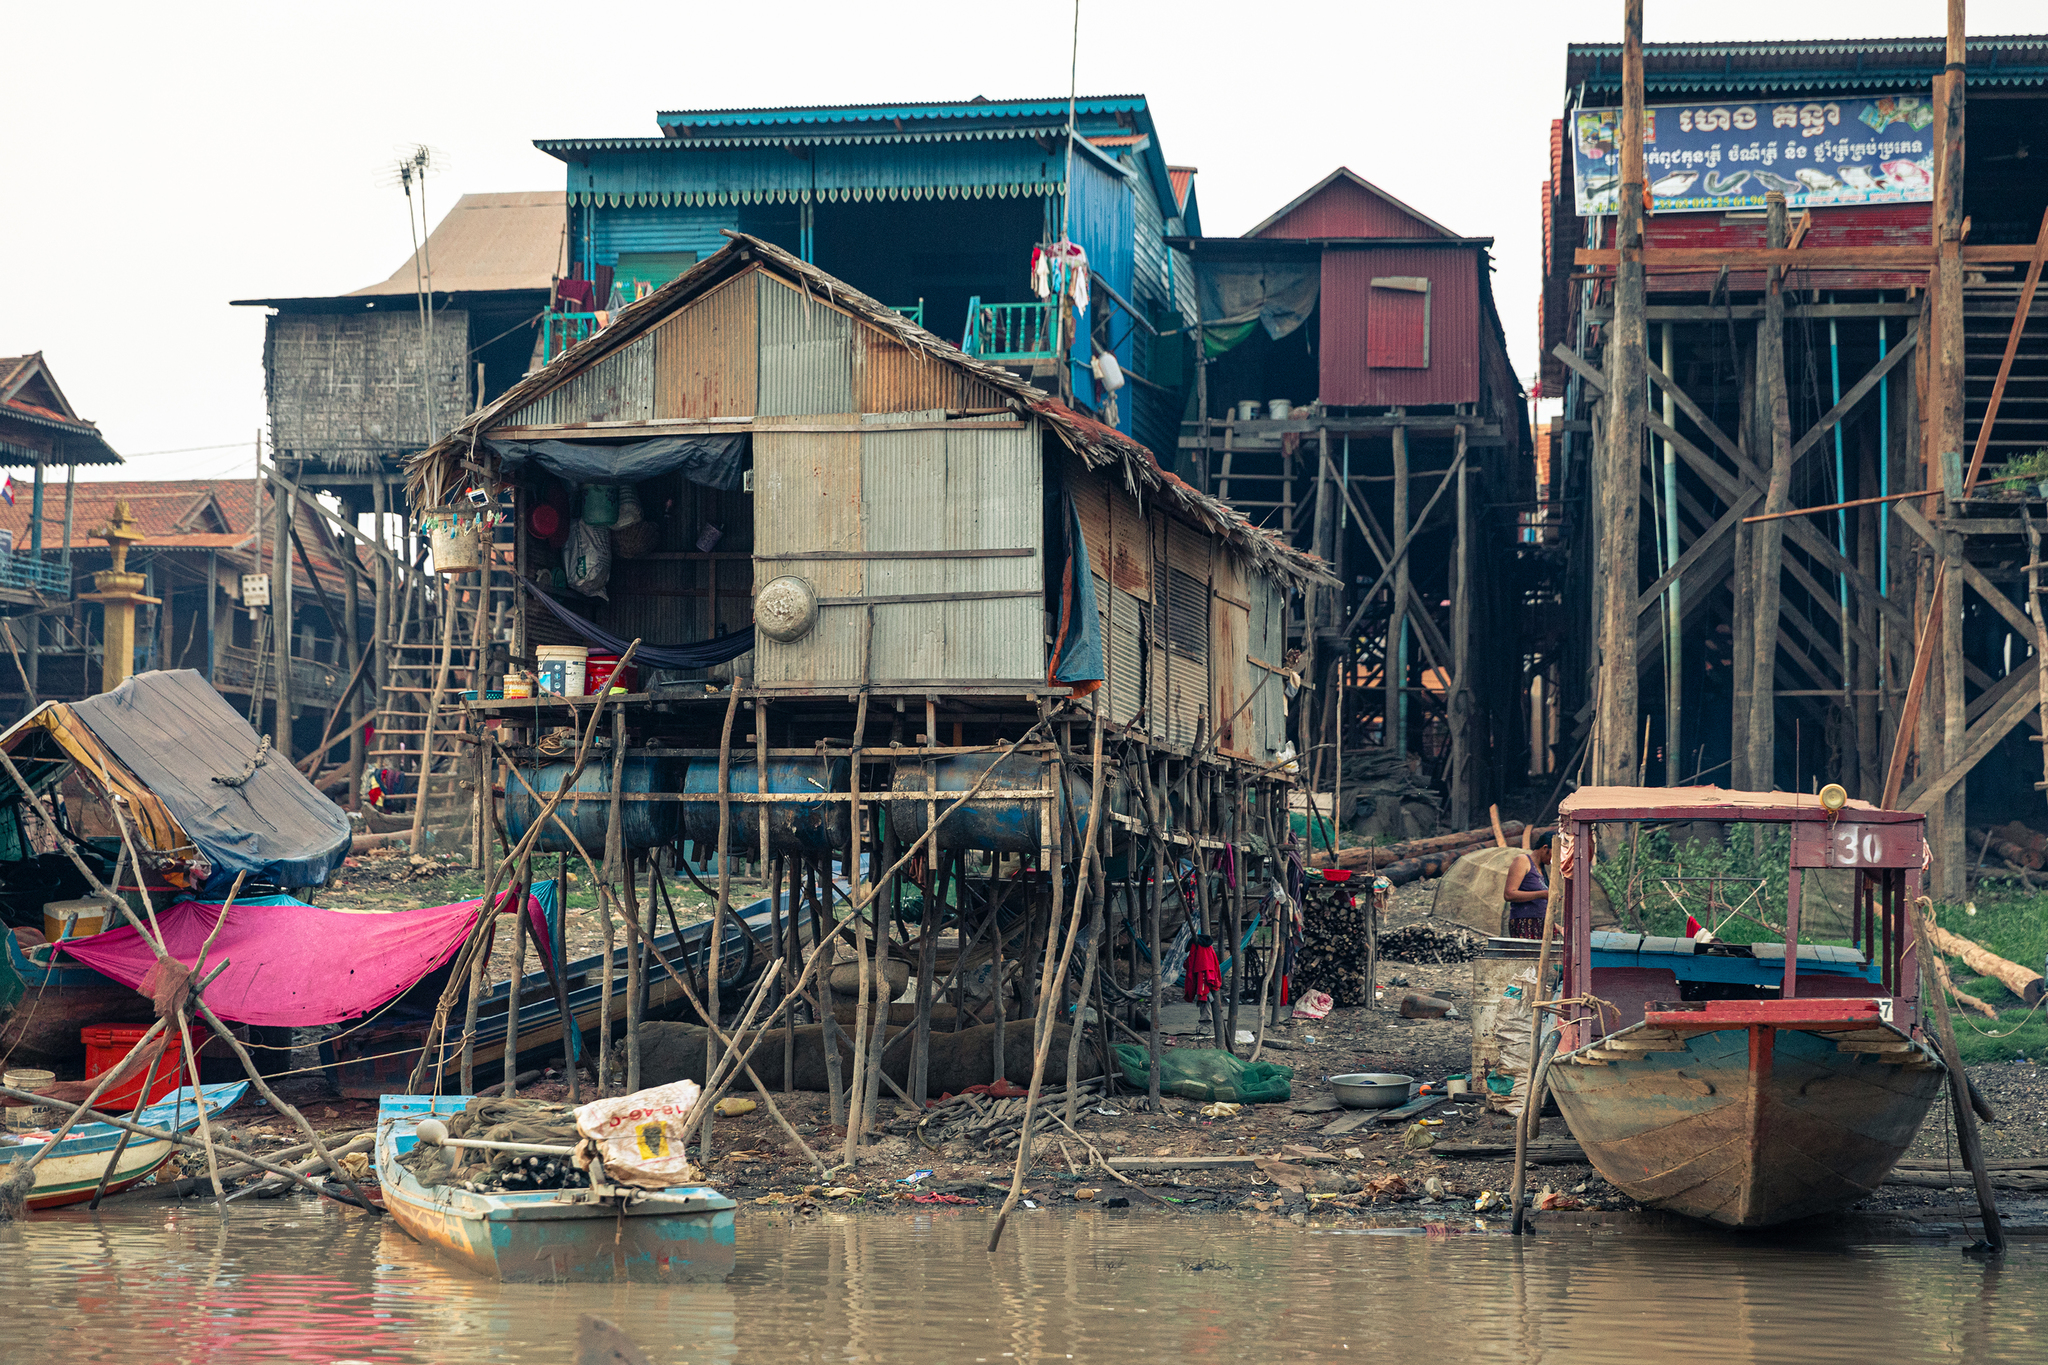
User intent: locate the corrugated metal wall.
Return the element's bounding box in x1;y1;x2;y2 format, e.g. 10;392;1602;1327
653;271;758;417
753;414;863;683
1069;454;1147;728
757;274;855;415
588;205;741;267
858;330;1008;414
861;413;1042;685
508;340;656;426
1248;574;1286;759
1211;549;1251;757
1320;247;1480;407
1257;175;1440;239
1066;153;1136;432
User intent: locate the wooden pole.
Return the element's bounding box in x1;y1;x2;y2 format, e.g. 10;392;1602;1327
502;888;526;1097
703;681;741;1157
271;467;295;759
1450;425;1472;824
1510;854;1566;1235
1595;1;1647;788
1387;422;1409;759
1913;895;2004;1251
1147;756;1165;1108
1746;193;1794;792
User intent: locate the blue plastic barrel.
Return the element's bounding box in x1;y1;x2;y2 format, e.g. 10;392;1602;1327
888;753;1127;851
680;757;851;857
504;755;685;852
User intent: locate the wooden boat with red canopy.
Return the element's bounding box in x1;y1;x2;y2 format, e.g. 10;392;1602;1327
1543;786;1945;1229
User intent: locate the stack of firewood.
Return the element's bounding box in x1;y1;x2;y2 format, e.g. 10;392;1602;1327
1296;882;1380;1006
1378;923;1481;965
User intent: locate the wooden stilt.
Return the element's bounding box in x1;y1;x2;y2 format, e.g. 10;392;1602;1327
703;681;741;1158
1450;425;1472;823
1596;0;1646;788
502;889;526;1097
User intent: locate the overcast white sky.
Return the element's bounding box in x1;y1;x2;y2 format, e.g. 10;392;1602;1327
4;1;2038;484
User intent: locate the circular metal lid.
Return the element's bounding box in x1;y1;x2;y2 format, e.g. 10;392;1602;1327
756;574;819;642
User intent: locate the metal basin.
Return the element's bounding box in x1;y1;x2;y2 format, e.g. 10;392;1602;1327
1329;1073;1414;1109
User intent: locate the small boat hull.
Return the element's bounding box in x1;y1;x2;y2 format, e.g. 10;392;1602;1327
0;1084;248;1210
375;1098;736;1283
1550;1015;1944;1228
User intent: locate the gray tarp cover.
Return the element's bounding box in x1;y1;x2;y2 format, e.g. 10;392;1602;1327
1193;261;1321;340
487;434;747;490
69;670;351;892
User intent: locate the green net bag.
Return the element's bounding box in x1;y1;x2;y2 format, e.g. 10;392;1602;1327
1111;1044;1293;1104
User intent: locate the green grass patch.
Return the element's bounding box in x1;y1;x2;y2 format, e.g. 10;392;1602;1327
1949;1006;2048;1065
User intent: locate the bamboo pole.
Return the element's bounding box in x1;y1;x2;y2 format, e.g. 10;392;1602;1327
702;681;741;1157
1510;853;1566;1236
1914;894;2005;1252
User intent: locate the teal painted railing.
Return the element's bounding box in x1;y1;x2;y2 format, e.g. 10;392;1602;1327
541;311;604;365
960;297;1057;362
891;300;924;326
0;552;71;597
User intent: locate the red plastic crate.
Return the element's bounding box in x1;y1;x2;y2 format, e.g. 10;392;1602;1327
81;1025;186;1110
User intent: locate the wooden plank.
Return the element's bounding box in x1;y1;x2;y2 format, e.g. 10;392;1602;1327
1903;680;2042;813
1788;332;1919;464
1893;501;2037;638
758;548;1034;561
1576;246;1936;269
1550;343;1607;394
1634;486;1760;617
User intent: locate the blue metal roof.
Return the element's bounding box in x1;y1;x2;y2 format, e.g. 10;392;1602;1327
653;96;1148;130
1568;34;2048;97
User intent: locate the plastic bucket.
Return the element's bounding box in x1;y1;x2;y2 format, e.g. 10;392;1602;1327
503;673;534;700
1268;399;1293;420
1235;399;1259;422
82;1025;186;1110
4;1068;55;1132
428;509;482;574
44;897;111;943
584;654;639;696
536;645;588;697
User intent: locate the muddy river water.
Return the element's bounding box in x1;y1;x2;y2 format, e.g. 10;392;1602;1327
2;1201;2043;1363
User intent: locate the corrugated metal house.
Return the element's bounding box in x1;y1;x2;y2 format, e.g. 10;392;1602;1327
1166;169;1534;831
535;96;1201;455
410;233;1330;764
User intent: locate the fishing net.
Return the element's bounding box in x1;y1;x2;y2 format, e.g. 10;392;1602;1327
399;1096;583;1190
1111;1044;1293;1104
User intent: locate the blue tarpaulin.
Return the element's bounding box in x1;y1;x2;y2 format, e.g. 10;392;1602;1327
1046;476;1104;695
521;579;756;670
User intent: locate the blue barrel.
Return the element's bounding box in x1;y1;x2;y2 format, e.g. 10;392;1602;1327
681;757;850;858
504;756;685;853
888;753;1128;852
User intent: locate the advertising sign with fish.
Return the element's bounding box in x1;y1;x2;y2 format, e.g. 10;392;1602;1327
1573;95;1935;216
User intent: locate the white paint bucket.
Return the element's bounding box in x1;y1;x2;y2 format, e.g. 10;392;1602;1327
536;645;588;698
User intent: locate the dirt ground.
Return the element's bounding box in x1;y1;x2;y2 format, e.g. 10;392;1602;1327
204;870;2048;1230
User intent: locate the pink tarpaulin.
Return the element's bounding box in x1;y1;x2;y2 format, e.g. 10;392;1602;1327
54;892;537;1028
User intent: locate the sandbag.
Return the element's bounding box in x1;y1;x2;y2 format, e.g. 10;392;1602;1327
564;519;612;599
635;1019;1101;1095
575;1080;701;1189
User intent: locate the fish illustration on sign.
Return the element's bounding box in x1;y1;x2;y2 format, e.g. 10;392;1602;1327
1881;159;1932;191
1750;170;1803;195
1795;168;1841;192
1650;171;1700;198
1702;170;1751;196
1836;166;1882;191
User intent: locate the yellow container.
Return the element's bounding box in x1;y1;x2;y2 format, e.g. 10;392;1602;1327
44;897;111;944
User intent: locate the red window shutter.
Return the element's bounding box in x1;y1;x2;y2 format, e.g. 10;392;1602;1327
1367;276;1431;369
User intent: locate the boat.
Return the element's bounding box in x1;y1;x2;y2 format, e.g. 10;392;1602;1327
331;879;819;1096
0;1083;249;1209
374;1095;736;1283
1;929;157;1070
1541;785;1947;1229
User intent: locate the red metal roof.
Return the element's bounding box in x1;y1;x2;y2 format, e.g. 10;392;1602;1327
1168;166;1195;212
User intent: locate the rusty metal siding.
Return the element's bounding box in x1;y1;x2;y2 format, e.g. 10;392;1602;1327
1257;174;1442;239
862;413;1042;684
1320;247;1479;407
1211;549;1252;757
757;273;855;416
510;336;656;426
653;270;758;417
1245;572;1285;759
752;414;863;683
857;331;1008;414
1644;203;1930;293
